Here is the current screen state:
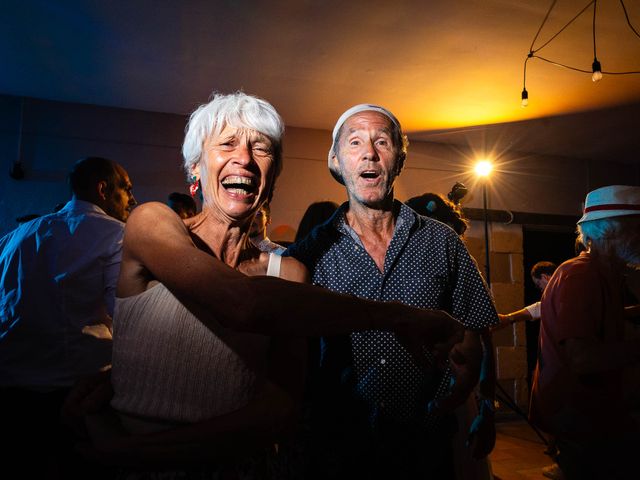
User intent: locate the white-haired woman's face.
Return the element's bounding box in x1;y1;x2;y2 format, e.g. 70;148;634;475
197;124;276;222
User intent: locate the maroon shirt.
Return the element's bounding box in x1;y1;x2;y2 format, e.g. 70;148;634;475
529;252;634;439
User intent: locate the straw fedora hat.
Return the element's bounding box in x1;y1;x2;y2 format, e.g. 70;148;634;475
577;185;640;224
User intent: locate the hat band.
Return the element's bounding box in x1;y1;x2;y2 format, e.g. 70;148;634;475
584;203;640;213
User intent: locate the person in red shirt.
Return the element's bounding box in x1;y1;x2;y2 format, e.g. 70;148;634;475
529;185;640;480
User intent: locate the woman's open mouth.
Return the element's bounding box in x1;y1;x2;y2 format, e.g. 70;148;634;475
220;175;258;196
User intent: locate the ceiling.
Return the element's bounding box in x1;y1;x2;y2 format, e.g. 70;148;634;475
2;0;640;163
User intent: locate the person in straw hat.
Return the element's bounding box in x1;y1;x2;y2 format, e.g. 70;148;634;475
529;185;640;480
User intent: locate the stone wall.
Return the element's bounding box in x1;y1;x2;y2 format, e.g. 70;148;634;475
465;220;529;413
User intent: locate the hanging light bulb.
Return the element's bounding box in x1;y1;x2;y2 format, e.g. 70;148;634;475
521;88;528;107
592;59;603;82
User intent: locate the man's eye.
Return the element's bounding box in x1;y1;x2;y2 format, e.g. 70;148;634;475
349;139;361;146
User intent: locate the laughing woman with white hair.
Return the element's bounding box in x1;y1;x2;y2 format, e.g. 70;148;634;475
82;92;466;474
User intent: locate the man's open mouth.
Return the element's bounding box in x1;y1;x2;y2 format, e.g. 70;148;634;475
360;170;380;180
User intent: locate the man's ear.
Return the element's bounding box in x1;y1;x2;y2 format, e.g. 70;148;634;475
394;153;406;178
330;153;341;176
97;180;109;200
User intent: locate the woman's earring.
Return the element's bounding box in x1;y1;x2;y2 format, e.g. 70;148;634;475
189;176;200;197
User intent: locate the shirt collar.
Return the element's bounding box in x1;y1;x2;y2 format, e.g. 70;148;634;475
333;199;417;237
63;198;111;218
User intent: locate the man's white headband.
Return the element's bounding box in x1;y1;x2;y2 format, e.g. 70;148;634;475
328;104;401;185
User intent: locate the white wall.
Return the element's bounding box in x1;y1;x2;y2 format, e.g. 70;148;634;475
1;94;638;240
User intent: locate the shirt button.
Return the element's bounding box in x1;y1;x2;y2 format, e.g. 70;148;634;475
380;358;386;365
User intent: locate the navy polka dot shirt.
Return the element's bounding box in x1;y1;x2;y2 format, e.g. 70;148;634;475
286;201;498;429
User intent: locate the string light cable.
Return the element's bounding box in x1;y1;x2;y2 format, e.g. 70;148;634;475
521;0;640;106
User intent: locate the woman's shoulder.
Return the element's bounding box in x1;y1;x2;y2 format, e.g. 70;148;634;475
122;202;193;257
126;202;187;233
129;201;179;221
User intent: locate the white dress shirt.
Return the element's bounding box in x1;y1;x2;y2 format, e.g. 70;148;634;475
524;301;542;320
0;199;124;389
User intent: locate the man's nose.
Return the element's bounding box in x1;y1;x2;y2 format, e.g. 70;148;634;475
362;140;379;161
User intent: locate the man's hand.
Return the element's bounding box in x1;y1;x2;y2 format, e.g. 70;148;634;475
427;330;482;413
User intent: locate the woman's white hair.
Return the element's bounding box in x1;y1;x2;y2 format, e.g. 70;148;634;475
182;91;284;179
577;216;640;266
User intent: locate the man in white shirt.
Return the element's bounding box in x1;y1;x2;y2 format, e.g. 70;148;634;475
0;156;135;479
495;261;557;327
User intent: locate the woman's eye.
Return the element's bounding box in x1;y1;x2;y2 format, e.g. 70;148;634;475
253;144;271;154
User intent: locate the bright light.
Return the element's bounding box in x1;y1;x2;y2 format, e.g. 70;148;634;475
474;160;493;177
592;59;602;82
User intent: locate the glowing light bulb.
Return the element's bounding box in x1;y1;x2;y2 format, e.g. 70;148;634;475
475;160;493;178
521;88;528;107
592;59;602;82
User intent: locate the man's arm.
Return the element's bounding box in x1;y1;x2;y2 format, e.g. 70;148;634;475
102;225;124;318
495;310;533;330
430;234;499;413
428;330;482;413
466;330;497;459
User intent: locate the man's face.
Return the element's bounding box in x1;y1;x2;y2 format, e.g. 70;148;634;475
104;166;136;222
532;274;550;292
331;111;401;209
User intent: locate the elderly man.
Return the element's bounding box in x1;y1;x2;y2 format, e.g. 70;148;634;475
287;105;498;479
0;156;135;478
529;185;640;480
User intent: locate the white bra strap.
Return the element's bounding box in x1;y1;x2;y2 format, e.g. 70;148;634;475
266;252;282;278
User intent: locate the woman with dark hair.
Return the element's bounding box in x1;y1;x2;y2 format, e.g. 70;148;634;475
407;191;494;480
406;192;468;236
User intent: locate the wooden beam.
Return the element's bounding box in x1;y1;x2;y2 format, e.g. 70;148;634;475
463;207;579;227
